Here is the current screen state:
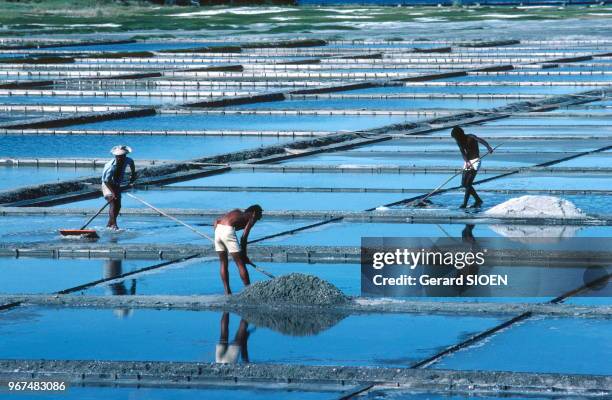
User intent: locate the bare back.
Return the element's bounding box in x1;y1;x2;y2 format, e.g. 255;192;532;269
461;135;480;160
216;209;252;231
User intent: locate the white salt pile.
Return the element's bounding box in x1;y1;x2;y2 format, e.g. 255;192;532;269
485;196;586;219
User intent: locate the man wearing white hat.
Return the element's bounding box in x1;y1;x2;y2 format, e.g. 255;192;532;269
101;145;137;230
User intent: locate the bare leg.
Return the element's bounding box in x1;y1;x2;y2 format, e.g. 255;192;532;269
107;187;121;229
460;170;470;208
218;251;231;295
112;195;122;229
469;186;483;207
105;196;115;227
465;170;482;206
235;319;250;363
219;312;229;343
231;252;251;287
461;169;481;207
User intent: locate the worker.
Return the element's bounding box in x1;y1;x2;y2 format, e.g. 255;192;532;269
101;145;136;230
451;126;493;209
214;205;263;295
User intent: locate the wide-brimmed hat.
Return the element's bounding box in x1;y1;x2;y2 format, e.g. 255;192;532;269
110;145;132;156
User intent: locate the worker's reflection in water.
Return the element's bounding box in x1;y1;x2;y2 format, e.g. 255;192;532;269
216;312;250;364
456;224;482;294
462;223;476;245
427;224;482;296
104;259;136;318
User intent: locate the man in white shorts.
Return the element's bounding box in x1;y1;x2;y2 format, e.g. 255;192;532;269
451;126;494;209
214;205;263;295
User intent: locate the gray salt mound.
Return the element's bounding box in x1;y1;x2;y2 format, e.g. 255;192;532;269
234;273;349;306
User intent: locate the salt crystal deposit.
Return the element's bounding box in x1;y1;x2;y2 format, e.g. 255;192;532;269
485;196;586;219
233;273;349;306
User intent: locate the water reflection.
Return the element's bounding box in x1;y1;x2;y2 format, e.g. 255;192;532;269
212;308;348;364
582;265;611;296
103;259;136;318
216;312;250;364
455;224;484;295
489;223;581;241
423;224;491;297
234;307;347;337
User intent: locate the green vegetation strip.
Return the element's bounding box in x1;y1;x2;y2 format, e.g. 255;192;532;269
0;2;610;37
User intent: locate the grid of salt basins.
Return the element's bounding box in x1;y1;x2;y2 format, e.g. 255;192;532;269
0;37;610;399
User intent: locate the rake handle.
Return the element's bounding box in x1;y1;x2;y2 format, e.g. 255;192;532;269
79;200;111;230
410;143;503;205
125;193;275;279
126;192;213;242
247;261;275;279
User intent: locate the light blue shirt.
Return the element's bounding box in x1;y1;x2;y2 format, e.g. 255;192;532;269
101;157;135;185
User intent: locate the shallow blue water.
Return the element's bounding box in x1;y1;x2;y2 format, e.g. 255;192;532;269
85;260;359;297
435;125;612;138
0;166;96;191
276;149;561;167
233;98;510;110
169;171;492;190
0;112;54;123
266;219;612;247
424;192;612;216
0;95;193;106
555;152;612;168
0;258;150;295
433;317;612;375
348;85;607;96
0;74;72;81
454;74;612;83
1;134;292;159
73;113;419;132
364;390;556;400
25;386;335;400
550;107;612;115
485;116;612;126
0;307;503;366
0;215;309;245
361;138;610;153
565;296;612;305
57;190;410;211
479;173;612;191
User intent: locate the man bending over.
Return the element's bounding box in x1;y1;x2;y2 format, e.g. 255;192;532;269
214;205;263;295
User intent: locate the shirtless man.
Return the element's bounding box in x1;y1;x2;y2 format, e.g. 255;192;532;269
451;126;494;209
214;205;263;295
